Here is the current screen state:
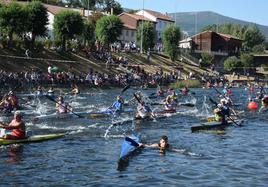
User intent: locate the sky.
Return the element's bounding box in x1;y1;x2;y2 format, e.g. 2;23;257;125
116;0;268;26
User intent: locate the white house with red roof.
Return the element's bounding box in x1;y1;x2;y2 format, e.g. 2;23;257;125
135;9;174;41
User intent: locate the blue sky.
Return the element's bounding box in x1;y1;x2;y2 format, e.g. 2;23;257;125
116;0;268;26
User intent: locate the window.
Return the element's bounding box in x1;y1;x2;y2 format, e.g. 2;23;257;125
126;30;129;37
131;31;134;37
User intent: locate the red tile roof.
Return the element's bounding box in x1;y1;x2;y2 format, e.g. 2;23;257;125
119;12;155;30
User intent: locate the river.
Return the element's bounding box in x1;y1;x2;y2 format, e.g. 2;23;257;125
0;88;268;186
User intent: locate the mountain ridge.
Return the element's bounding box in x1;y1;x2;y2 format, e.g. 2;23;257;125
168;11;268;40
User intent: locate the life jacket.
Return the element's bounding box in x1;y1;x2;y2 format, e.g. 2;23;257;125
11;128;26;138
112;101;122;111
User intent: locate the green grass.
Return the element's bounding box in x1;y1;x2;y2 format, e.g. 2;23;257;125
169;79;202;88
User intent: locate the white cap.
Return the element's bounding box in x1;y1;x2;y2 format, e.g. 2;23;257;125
14;111;22;117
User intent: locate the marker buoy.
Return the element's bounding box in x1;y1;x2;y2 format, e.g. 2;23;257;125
248;101;258;110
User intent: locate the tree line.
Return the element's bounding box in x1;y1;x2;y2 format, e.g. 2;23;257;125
0;1;182;63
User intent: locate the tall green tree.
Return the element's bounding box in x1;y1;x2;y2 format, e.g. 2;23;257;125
95;15;123;47
80;0;96;9
137;21;156;52
240;53;254;75
0;2;27;47
25;1;49;48
224;56;241;72
82;20;95;48
53;10;84;50
163;25;181;61
243;25;265;51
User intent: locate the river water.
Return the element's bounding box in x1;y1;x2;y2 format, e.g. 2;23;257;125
0;88;268;186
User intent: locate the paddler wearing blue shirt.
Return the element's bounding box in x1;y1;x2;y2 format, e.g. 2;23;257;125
110;96;124;113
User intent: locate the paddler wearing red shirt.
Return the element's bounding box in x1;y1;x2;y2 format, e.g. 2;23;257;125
0;111;26;139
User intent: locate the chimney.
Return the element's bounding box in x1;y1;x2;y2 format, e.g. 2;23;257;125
111;7;114;15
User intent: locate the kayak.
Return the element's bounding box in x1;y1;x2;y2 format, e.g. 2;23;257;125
191;120;241;133
33;108;134;121
120;135;140;160
0;133;65;145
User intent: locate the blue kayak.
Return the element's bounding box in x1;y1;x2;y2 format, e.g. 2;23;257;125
120;135;140;160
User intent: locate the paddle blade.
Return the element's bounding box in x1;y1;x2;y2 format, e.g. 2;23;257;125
209;97;218;106
120;85;130;95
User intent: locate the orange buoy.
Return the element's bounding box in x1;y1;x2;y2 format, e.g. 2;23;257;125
248;101;258;110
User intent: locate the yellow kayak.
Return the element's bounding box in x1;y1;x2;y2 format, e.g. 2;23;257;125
0;133;65;145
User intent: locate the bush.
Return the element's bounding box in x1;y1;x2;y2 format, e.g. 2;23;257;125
201;52;214;67
224;56;240;72
169;79;202;88
252;44;265;54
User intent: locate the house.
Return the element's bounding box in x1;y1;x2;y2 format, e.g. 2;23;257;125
118;12;155;43
191;30;243;55
135;9;174;42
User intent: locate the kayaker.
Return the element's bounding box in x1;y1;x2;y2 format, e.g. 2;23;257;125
157;87;164;97
136;101;155;119
140;135;184;154
110;96;124;113
0;96;13;113
181;87;189;96
163;95;176;112
71;84;80;95
213;105;225;123
8;91;19;110
0;111;26;139
56;96;72;113
47;87;55;97
259;96;268;112
36;86;44;96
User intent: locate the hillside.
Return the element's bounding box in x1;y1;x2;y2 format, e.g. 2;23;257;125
169;11;268;39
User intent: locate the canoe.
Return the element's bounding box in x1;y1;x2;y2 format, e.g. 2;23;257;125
191;120;241;133
120;135;140;160
0;133;65;145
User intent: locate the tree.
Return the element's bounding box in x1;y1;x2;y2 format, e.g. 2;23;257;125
163;25;181;61
224;56;240;72
97;0;123;15
137;21;156;52
0;2;27;47
95;15;123;47
24;1;49;48
80;0;96;9
240;53;254;75
201;52;214;67
252;44;265;54
82;20;95;48
243;25;265;51
53;10;84;50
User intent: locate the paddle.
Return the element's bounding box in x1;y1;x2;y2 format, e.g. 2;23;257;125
208;97;241;127
125;137;140;147
120;84;130;96
45;95;85;118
